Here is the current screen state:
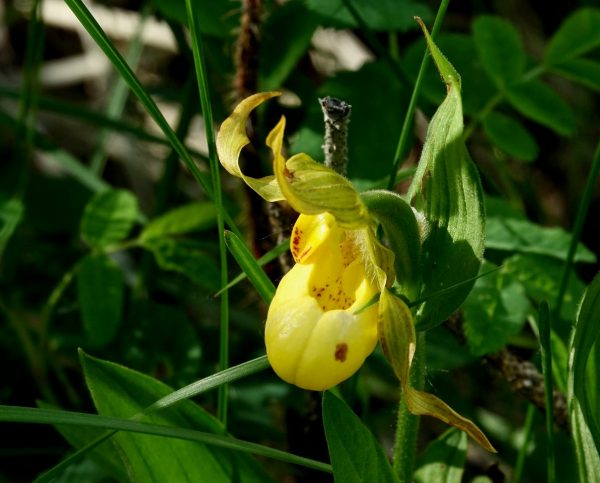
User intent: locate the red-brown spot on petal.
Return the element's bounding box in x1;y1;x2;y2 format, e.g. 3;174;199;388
284;167;295;180
334;343;348;362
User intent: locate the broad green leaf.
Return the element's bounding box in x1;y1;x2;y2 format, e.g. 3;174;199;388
223;231;276;304
482;112;538;162
304;0;431;32
545;8;600;65
486;217;596;263
259;1;320;91
463;262;531;356
148;0;238;37
80;189;138;248
505;80;576;136
80;351;270;482
77;254;124;348
0;197;23;257
37;401;128;481
472;16;526;87
550;58;600;92
409;25;485;330
568;273;600;482
322;391;399;483
140;202;217;241
502;254;586;321
141;237;219;291
361;190;421;298
414;429;467;483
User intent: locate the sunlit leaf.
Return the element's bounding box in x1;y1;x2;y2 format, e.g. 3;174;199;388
140;202;217;241
408;22;485;330
77;254;124;348
80;189;138;248
322;391;399;483
80;351;270;482
414;429;467;483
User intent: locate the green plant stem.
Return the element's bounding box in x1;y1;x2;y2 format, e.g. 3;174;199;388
184;0;230;429
554;139;600;319
393;331;425;482
514;404;536;483
387;0;450;190
538;302;556;483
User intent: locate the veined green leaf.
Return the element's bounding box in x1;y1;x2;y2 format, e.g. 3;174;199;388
77;254;124;348
323;392;399;483
140;202;217;241
549;58;600;92
482;112;538;162
414;429;467;483
0;197;24;257
506;80;576;136
223;231;276;304
80;351;270;482
486;217;596;263
463;261;531;356
545;8;600;65
80;189;138;249
568;272;600;482
409;22;485;330
472;16;526;87
141;237;220;291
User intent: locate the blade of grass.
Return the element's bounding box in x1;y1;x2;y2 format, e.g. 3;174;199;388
386;0;450;190
555;139;600;318
224;231;277;304
33;355;271;482
538;301;556;483
0;405;331;474
215;238;289;297
183;0;230;427
513;404;536;483
89;5;150;176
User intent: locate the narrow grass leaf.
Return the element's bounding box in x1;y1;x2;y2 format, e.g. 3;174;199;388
77;254;124;348
224;231;276;304
323;391;399;483
568;273;600;482
413;429;467;483
80;189;138;249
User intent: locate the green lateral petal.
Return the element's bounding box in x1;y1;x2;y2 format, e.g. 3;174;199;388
268;116;369;229
216;91;285;202
409;21;485;330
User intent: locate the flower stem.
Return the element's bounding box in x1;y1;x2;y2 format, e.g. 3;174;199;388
320;96;351;176
393;331;426;481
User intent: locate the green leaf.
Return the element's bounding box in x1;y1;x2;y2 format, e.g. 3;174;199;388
482;112;538;162
0;197;24;257
322;392;399;483
259;1;320;91
413;429;467;483
80;189;138;248
486;217;596;263
141;237;220;291
568;273;600;483
463;262;531;356
223;231;276;304
502;254;586;321
361;190;421;299
79;350;270;482
409;26;485;330
549;58;600;92
472;16;526;87
506;80;576;136
545;8;600;65
77;254;124;348
140;202;217;241
304;0;431;32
